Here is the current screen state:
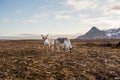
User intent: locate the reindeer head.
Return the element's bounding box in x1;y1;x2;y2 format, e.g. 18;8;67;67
69;46;73;53
41;34;49;41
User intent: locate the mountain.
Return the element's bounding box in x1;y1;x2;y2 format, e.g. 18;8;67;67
77;26;109;39
105;28;120;39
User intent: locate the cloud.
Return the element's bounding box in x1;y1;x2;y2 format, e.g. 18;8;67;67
111;5;120;10
60;0;120;29
54;10;73;20
23;19;41;24
23;0;120;30
54;10;72;15
14;10;23;14
65;0;98;11
109;9;120;15
81;16;120;29
101;0;120;15
56;14;72;20
2;18;9;23
104;5;120;15
109;5;120;14
18;33;80;39
23;14;48;24
108;0;120;4
79;14;90;19
31;14;48;19
64;0;120;17
19;33;40;37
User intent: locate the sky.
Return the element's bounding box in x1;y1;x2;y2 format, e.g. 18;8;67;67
0;0;120;37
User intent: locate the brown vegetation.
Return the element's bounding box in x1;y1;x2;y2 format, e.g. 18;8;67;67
0;39;120;80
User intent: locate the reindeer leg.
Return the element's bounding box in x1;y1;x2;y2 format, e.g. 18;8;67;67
48;46;50;52
63;45;66;52
57;45;60;52
47;46;49;52
51;45;54;52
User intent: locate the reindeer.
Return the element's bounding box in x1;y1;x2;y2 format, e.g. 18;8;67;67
41;34;55;52
56;38;73;53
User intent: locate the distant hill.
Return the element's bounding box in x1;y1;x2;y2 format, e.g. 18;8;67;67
77;26;120;39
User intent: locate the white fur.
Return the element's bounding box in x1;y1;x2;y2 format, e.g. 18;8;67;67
41;34;55;52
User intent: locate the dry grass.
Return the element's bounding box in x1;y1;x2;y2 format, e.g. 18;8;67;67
0;40;120;80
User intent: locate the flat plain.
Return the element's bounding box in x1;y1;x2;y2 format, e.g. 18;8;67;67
0;39;120;80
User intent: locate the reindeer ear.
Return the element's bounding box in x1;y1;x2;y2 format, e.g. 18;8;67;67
46;34;49;38
41;34;44;38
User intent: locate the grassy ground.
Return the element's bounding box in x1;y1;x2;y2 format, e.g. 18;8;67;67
0;40;120;80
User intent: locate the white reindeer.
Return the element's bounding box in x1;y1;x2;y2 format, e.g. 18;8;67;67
41;34;55;52
56;38;73;53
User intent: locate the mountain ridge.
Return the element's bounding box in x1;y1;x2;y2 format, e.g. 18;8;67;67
77;26;120;39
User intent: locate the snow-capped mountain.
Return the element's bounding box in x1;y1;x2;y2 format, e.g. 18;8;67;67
77;26;120;39
105;28;120;39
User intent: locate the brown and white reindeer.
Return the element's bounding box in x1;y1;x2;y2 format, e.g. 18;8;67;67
56;38;73;53
41;34;55;52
